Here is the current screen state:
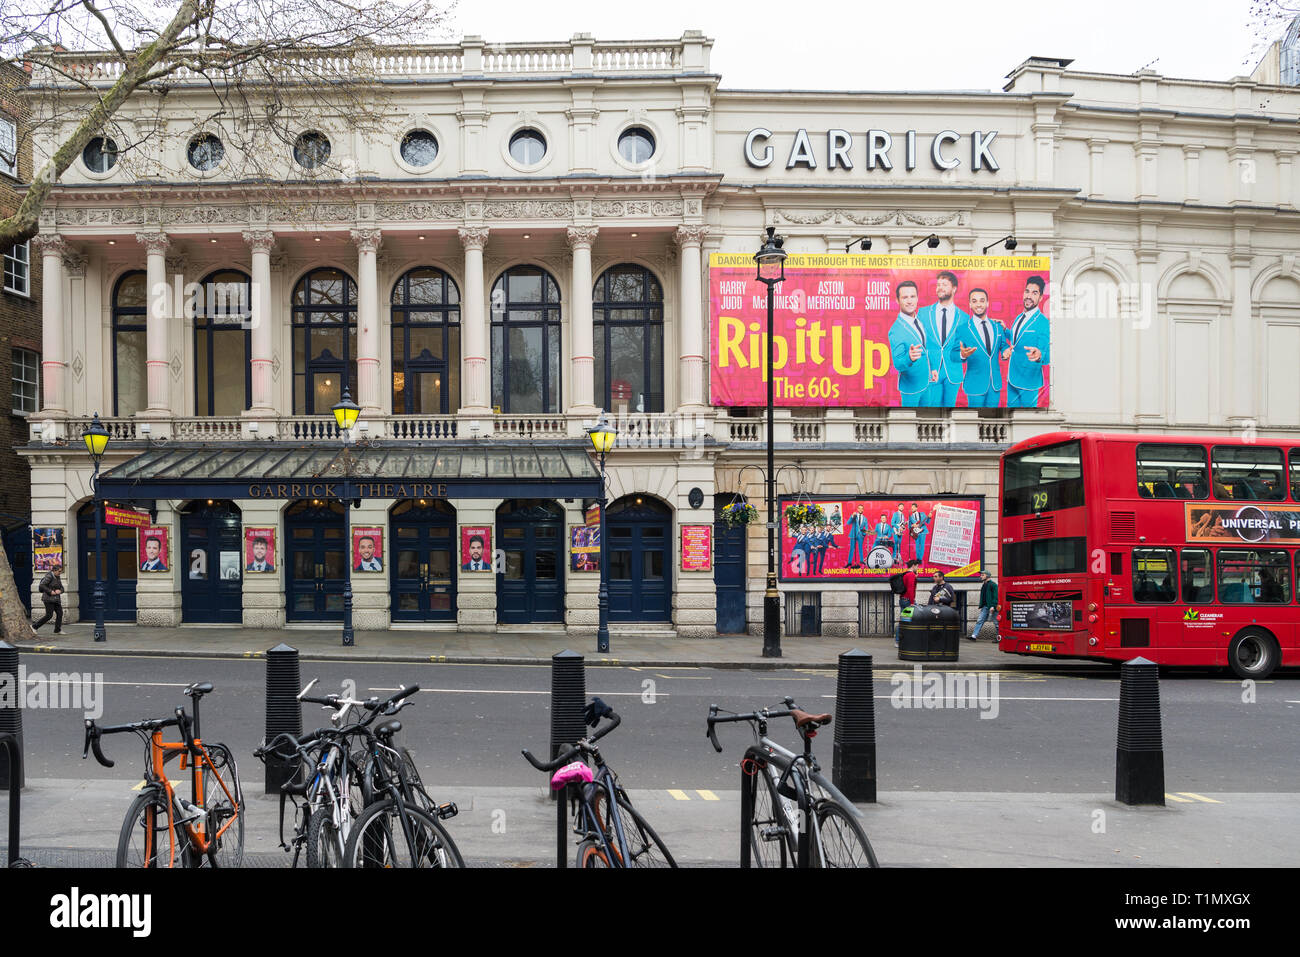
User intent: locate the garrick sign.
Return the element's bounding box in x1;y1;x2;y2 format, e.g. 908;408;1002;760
246;482;450;500
743;128;1001;172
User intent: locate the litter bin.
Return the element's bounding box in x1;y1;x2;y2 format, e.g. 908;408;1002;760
898;603;962;662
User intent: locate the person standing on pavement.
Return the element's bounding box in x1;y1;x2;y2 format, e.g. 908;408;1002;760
894;558;920;645
928;570;955;607
969;570;999;641
34;562;65;634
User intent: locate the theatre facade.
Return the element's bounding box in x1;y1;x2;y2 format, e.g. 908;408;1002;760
20;33;1300;637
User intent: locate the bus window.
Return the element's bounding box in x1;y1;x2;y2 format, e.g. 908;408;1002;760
1133;548;1177;602
1136;444;1208;500
1211;447;1287;501
1003;537;1088;576
1291;449;1300;502
1179;548;1213;603
1002;441;1083;517
1216;549;1292;604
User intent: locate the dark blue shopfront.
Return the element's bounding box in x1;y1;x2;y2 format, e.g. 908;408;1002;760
77;501;136;621
606;496;672;622
285;500;347;621
180;500;243;623
496;500;565;623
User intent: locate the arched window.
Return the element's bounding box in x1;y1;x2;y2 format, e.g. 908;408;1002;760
292;267;357;414
112;271;148;416
593;264;664;413
391;267;460;414
194;269;252;416
491;265;562;413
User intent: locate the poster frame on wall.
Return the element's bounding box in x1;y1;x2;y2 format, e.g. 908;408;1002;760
33;526;65;572
777;493;985;583
680;524;713;572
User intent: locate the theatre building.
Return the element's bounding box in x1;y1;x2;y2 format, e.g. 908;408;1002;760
20;32;1300;638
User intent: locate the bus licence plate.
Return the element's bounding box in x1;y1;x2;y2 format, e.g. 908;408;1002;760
1028;643;1056;653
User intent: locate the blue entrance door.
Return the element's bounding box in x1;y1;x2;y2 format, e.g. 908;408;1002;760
181;501;242;623
285;500;346;621
714;495;747;634
2;517;32;614
78;502;137;621
607;496;672;622
497;500;564;624
390;500;457;622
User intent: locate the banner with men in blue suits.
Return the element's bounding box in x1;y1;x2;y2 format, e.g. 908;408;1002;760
710;253;1051;408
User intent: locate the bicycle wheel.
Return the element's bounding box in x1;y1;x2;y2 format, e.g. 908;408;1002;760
344;797;465;868
747;770;794;868
814;800;879;868
593;790;676;868
305;806;348;868
116;788;190;868
576;838;611;868
200;744;244;868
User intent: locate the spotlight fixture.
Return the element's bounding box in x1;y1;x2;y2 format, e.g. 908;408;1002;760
982;235;1018;255
843;236;873;253
909;234;941;253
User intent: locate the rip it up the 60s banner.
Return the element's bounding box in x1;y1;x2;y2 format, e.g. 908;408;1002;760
709;253;1052;409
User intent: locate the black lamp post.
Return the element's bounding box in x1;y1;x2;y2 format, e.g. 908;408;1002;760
754;226;787;659
586;416;617;654
332;390;360;647
82;414;110;643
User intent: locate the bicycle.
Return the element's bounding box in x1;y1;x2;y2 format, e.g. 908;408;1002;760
522;698;676;868
83;681;244;868
706;696;878;868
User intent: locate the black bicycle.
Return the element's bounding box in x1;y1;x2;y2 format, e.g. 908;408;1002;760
523;698;676;868
707;697;878;868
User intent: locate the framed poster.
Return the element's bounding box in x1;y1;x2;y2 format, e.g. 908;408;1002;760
244;528;276;573
220;551;242;581
681;524;712;571
570;524;600;572
138;526;170;572
461;526;491;572
32;527;65;571
352;527;383;572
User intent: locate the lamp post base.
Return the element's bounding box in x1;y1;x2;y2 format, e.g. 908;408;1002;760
761;574;782;658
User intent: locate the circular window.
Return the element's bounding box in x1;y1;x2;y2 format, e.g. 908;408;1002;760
293;130;331;169
617;127;655;165
399;129;439;168
187;133;225;171
508;129;547;166
83;136;118;173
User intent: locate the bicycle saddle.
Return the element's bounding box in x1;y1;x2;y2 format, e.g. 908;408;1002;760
550;761;593;791
375;719;402;740
791;709;833;730
184;681;214;698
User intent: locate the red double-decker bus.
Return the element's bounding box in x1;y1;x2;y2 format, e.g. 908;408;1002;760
997;432;1300;678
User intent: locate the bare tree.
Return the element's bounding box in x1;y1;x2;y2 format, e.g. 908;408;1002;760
0;0;454;247
1247;0;1300;63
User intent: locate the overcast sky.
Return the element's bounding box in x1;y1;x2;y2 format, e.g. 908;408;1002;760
451;0;1288;91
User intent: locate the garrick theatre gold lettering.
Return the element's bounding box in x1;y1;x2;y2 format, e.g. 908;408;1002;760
247;483;447;499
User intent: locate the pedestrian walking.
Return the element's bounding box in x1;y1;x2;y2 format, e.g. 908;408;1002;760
969;569;999;641
892;557;920;645
34;562;65;634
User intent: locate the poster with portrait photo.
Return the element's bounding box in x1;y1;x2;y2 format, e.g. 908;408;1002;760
244;528;276;573
138;527;170;572
461;527;492;572
353;527;384;572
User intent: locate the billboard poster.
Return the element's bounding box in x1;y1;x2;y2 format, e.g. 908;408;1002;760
33;527;64;572
710;253;1051;409
780;495;983;582
1186;503;1300;545
352;527;383;572
571;525;600;572
244;528;276;572
461;527;491;572
1010;600;1073;631
681;525;712;571
105;505;151;528
138;527;170;572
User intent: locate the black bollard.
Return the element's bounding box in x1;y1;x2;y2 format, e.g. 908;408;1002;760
1116;657;1164;806
0;641;22;790
264;642;303;795
1;732;21;866
549;649;586;868
831;649;876;803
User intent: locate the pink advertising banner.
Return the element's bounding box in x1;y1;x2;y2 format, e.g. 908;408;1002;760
710;253;1052;409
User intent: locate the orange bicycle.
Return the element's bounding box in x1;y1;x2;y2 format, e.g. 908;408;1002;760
83;681;244;868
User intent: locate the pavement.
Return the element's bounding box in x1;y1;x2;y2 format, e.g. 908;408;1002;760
9;620;1093;671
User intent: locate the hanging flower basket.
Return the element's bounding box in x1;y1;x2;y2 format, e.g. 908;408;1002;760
784;501;828;528
720;499;759;529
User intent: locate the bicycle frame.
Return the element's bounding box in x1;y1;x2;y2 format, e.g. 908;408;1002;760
574;761;632;867
143;727;240;866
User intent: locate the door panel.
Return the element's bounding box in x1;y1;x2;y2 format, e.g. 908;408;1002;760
389;501;457;622
285;502;345;621
497;501;564;623
181;503;242;624
714;502;747;634
607;498;672;622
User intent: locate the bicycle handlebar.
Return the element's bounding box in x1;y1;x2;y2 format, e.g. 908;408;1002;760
705;703;799;753
82;715;182;768
521;710;622;772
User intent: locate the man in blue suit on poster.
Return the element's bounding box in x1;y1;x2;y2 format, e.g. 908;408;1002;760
948;287;1008;407
1001;275;1050;408
845;504;869;568
909;502;930;566
916;271;970;406
890;504;907;563
872;512;893;553
887;281;939;407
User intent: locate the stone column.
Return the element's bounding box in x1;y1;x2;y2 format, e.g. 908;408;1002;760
566;225;599;415
458;226;491;414
33;235;69;413
351;228;383;414
674;224;709;411
136;232;171;414
242;230;276;413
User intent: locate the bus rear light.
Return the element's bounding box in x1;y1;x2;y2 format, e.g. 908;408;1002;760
1088;613;1098;623
1088;602;1097;612
1088;636;1098;646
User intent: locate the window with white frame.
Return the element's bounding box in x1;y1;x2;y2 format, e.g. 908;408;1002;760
4;241;29;295
0;116;16;178
12;348;38;414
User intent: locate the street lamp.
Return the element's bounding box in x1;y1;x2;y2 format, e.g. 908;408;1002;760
82;414;110;643
754;226;787;659
586;416;617;654
331;390;360;647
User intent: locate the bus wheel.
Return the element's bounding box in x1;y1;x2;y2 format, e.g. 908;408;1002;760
1228;628;1279;680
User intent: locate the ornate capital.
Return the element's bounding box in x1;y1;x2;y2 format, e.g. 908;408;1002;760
165;254;186;275
350;228;383;254
457;225;490;251
673;224;710;248
63;251;87;278
135;231;171;255
31;233;71;257
565;224;600;250
242;229;277;253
